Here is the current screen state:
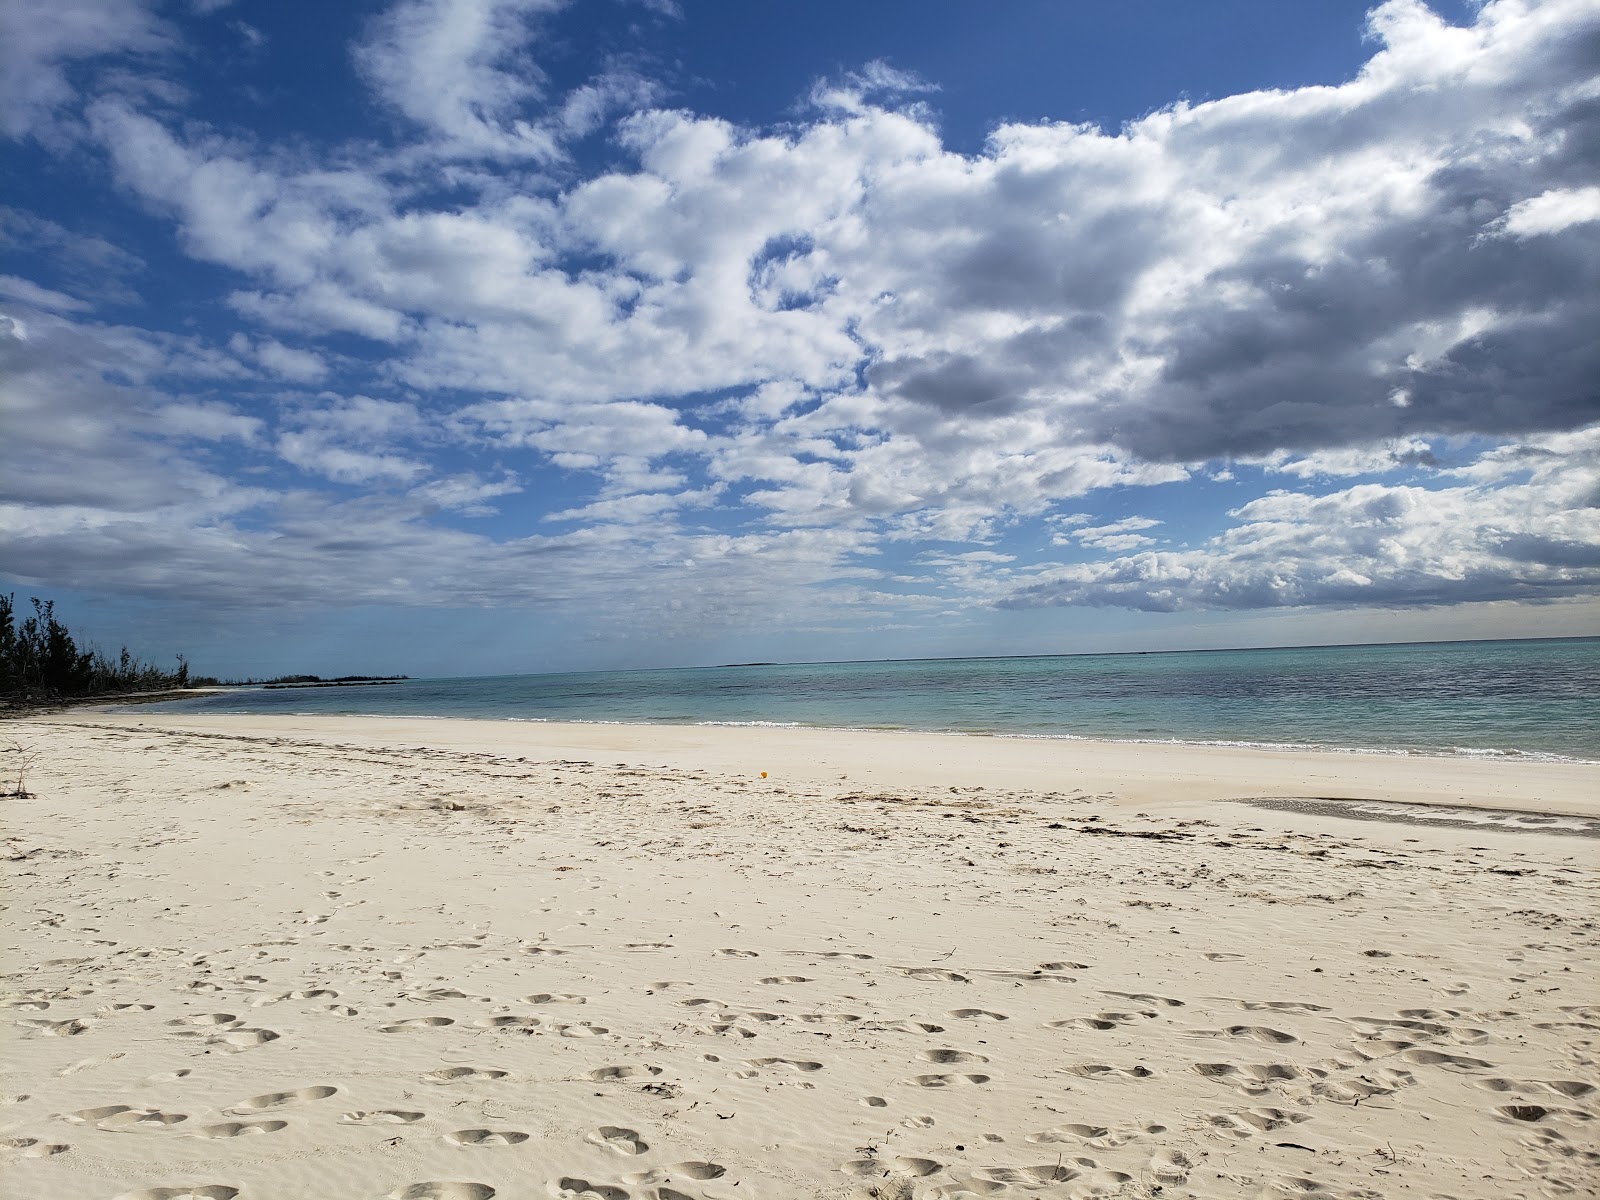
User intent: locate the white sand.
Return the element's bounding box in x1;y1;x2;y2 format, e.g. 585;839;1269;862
3;713;1597;1200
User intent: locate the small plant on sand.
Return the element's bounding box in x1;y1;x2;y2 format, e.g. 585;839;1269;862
3;738;39;798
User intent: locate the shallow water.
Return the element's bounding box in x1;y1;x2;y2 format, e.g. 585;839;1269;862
135;637;1600;762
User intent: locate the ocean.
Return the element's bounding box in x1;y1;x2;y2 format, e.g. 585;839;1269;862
133;637;1600;762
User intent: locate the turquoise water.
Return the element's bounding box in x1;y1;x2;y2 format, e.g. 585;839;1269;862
136;637;1600;761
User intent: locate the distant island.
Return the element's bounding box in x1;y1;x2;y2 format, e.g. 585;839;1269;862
259;676;409;689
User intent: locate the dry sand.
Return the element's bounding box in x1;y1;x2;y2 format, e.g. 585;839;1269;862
2;713;1597;1200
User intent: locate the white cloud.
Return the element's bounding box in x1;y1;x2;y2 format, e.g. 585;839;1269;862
0;274;91;312
808;59;938;116
1257;438;1439;478
0;0;168;139
274;395;430;484
148;401;263;443
410;472;522;516
1003;427;1600;612
353;0;656;160
1500;186;1600;238
4;0;1598;645
1057;516;1164;552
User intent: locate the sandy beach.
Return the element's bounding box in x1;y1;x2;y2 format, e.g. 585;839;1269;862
3;712;1596;1200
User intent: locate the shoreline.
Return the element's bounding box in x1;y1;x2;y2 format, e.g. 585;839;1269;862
105;701;1600;766
50;708;1600;818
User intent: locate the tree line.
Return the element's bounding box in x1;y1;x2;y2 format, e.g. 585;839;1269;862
0;595;206;700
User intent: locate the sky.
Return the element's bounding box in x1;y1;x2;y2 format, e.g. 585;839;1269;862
2;0;1598;679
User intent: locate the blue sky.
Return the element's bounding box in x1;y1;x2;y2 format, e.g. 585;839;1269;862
2;0;1597;678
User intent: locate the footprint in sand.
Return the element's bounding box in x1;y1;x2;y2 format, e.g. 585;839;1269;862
1;1137;68;1157
1049;1011;1156;1032
225;1085;337;1114
446;1129;530;1146
1240;1000;1329;1013
382;1017;456;1032
1206;1107;1310;1138
1150;1148;1195;1181
342;1110;425;1124
426;1067;509;1084
590;1065;663;1081
1103;991;1185;1008
860;1156;944;1178
167;1013;238;1027
1400;1048;1493;1070
1493;1103;1592;1124
587;1126;649;1155
623;1162;726;1186
1543;1080;1597;1098
760;976;811;984
1197;1025;1299;1045
192;1121;287;1138
475;1016;540;1031
71;1105;188;1131
19;1018;90;1036
209;1027;279;1050
861;1019;946;1034
389;1186;495;1200
784;950;872;960
1190;1063;1307;1092
947;1008;1008;1021
113;1188;239;1200
897;967;970;982
979;970;1078;984
907;1073;991;1088
746;1057;824;1072
556;1021;607;1038
1027;1124;1110;1143
921;1049;988;1064
548;1178;628;1199
973;1164;1102;1186
1067;1063;1156;1079
524;993;587;1005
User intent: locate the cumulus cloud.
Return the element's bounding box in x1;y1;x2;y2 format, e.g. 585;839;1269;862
808;59;937;116
355;0;567;158
410;472;522;516
1500;186;1600;238
2;0;1597;645
1057;516;1164;553
275;395;431;484
1002;428;1600;612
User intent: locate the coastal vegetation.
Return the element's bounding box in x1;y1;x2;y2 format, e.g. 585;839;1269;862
0;594;206;704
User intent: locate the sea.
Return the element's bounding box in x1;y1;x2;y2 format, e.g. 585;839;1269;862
133;637;1600;763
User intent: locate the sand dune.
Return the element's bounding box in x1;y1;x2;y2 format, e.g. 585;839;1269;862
2;714;1596;1199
